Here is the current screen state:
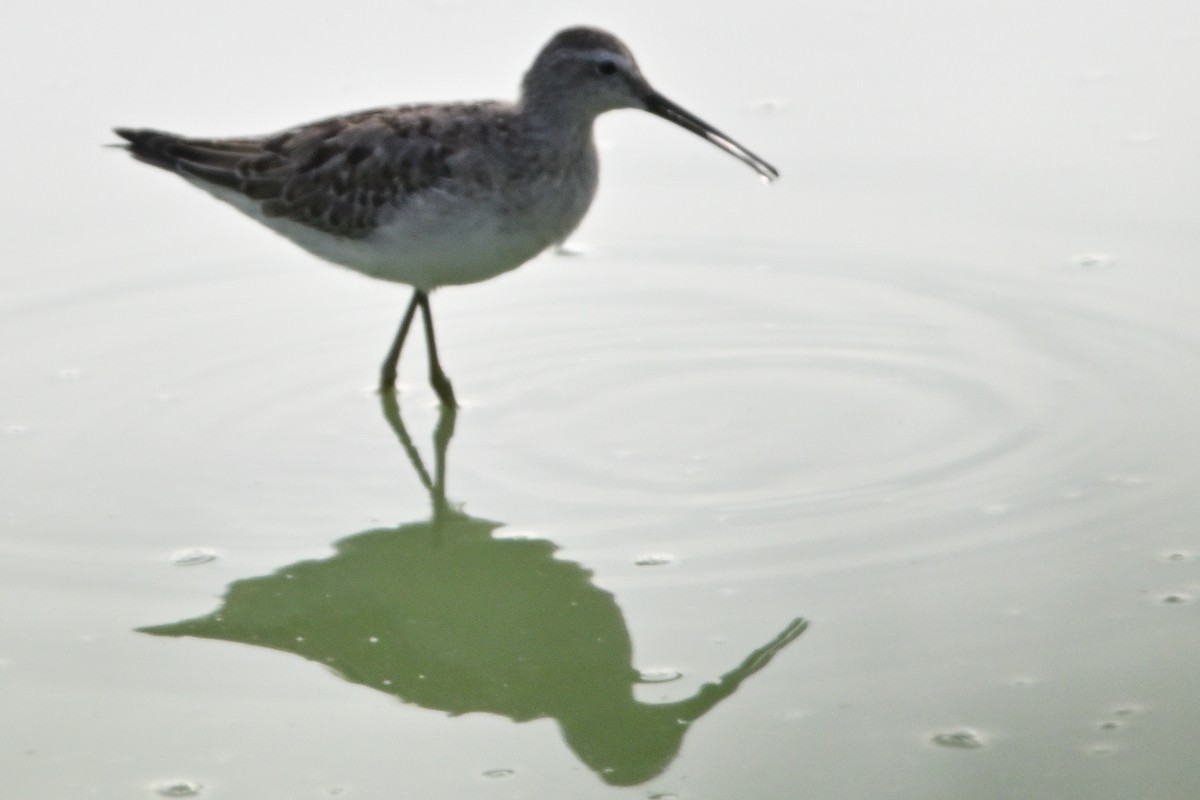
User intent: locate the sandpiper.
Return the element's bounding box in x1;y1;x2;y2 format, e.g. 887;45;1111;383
115;26;778;406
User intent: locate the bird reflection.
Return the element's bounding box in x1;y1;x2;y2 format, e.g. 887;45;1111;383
140;394;806;785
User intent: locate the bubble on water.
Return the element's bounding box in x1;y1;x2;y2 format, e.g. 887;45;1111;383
554;242;586;257
1160;593;1191;605
169;548;218;566
1008;676;1041;688
931;728;985;749
649;793;681;800
1124;132;1158;146
482;768;514;779
638;668;683;684
367;636;380;644
1086;743;1118;758
152;780;203;797
1069;253;1117;270
1099;720;1121;730
634;553;676;567
5;424;28;435
1164;551;1191;562
1112;705;1143;717
494;529;538;541
752;98;789;114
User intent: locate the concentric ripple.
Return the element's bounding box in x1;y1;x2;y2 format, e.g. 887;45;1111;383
5;242;1198;577
439;242;1200;572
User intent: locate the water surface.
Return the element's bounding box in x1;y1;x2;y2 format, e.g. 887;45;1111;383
3;1;1199;798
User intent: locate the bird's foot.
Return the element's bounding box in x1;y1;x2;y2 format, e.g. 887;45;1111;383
430;371;457;408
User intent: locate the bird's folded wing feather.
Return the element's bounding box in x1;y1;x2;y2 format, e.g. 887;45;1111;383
115;103;506;239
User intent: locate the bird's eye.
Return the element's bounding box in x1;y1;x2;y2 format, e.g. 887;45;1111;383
595;60;618;76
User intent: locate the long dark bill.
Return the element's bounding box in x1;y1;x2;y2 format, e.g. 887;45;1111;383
644;91;779;181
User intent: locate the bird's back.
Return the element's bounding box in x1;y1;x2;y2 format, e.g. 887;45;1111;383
116;100;599;289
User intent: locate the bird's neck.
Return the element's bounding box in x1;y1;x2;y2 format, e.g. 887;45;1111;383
515;99;598;164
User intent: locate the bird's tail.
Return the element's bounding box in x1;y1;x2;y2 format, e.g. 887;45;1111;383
110;127;266;193
111;127;191;172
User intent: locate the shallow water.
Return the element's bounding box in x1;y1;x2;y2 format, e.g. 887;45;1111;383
4;2;1200;798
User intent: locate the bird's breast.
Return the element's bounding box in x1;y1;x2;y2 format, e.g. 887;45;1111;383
358;150;597;290
211;129;601;292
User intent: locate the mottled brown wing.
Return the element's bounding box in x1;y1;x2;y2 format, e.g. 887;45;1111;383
115;104;496;238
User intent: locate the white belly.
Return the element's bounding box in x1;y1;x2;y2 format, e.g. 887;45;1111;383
194;161;596;292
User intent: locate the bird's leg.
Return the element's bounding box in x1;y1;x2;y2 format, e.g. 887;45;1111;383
416;292;458;408
378;389;435;493
379;290;422;391
431;402;458;519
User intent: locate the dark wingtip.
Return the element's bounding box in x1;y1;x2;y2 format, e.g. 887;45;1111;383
110;127;186;170
106;127;136;150
112;127;166;150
